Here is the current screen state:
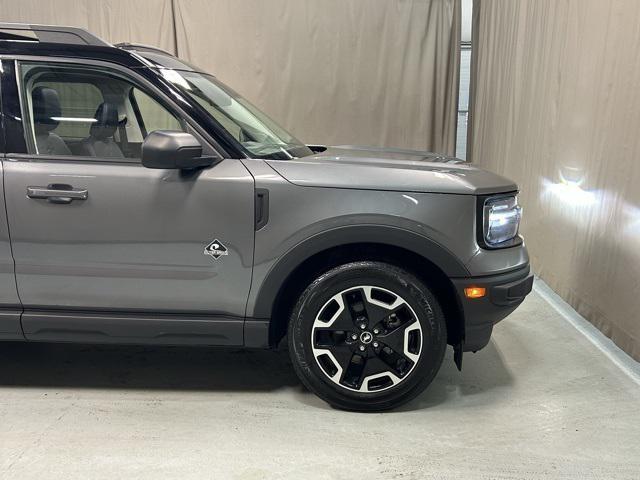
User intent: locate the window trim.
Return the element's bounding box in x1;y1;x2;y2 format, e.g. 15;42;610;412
6;151;143;165
0;60;4;155
4;54;226;163
128;88;148;138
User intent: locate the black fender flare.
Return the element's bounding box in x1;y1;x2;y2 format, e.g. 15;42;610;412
250;224;469;320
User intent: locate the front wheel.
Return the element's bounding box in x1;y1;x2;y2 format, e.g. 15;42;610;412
288;261;447;411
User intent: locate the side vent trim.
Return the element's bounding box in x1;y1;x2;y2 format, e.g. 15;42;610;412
255;188;269;230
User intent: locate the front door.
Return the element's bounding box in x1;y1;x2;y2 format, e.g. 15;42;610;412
1;59;254;344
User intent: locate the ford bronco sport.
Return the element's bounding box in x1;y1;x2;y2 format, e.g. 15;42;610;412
0;23;533;411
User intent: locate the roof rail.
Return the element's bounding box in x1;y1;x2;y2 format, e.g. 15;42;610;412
115;42;175;57
0;22;110;47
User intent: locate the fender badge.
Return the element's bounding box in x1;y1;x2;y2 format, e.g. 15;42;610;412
204;239;229;260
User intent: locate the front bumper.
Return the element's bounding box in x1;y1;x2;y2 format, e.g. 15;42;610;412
451;265;533;352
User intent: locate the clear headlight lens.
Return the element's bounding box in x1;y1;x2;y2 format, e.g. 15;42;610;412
483;195;522;246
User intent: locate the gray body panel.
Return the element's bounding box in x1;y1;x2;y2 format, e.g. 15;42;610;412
20;309;243;345
241;159;529;321
0;160;23;339
2;156;254;343
267;146;518;195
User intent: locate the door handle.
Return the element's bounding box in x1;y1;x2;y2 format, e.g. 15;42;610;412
27;184;88;204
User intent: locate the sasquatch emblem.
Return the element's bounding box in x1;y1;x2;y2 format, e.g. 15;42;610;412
360;331;373;344
204;239;228;260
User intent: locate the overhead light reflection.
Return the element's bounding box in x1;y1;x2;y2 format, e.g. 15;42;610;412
51;117;97;123
402;194;418;205
541;167;599;207
623;203;640;237
160;68;191;90
542;178;598;207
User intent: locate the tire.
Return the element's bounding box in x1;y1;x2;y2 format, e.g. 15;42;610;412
288;261;447;411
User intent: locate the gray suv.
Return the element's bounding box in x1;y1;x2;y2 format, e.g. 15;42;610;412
0;24;533;410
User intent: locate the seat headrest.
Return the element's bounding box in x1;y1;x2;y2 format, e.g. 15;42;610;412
32;86;62;133
90;103;119;140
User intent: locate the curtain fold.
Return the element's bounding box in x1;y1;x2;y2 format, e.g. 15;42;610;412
1;0;460;152
469;0;640;361
0;0;176;53
173;0;460;153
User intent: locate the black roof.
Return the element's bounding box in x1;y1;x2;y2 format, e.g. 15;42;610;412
0;23;191;70
0;22;109;46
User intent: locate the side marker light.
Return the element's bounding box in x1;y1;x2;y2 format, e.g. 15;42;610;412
464;287;486;299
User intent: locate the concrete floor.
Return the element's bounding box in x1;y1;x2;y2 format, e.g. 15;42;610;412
1;281;639;479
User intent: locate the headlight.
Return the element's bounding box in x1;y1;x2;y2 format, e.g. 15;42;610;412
483;195;522;247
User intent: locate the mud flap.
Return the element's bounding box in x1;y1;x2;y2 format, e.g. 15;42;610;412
453;340;463;371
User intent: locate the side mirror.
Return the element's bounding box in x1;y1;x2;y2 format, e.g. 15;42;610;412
141;130;215;169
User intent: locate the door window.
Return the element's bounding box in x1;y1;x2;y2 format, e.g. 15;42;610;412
18;61;187;159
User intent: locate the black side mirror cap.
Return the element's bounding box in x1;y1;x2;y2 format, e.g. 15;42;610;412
141;130;217;170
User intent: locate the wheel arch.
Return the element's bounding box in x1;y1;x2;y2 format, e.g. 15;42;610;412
250;225;468;348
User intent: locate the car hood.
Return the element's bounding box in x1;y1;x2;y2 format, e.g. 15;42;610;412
266;145;517;195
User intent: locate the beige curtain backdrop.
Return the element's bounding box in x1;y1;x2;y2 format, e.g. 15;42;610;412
0;0;176;53
1;0;460;153
173;0;460;152
469;0;640;361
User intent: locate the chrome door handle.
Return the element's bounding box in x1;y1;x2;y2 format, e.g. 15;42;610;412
27;184;88;204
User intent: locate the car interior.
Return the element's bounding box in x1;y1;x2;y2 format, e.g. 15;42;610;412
23;66;186;159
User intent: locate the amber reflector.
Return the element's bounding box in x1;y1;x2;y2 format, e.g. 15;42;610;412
464;287;486;299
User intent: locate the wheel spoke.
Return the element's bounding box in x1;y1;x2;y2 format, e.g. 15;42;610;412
342;288;370;327
311;284;423;394
337;309;358;331
361;355;391;382
357;356;404;392
376;345;413;377
340;353;367;389
375;323;406;353
329;343;357;369
313;328;347;348
312;343;354;382
377;320;421;369
361;287;404;326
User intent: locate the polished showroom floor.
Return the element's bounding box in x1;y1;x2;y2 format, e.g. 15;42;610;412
1;280;639;479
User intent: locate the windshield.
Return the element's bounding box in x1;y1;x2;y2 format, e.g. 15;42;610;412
159;69;313;160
